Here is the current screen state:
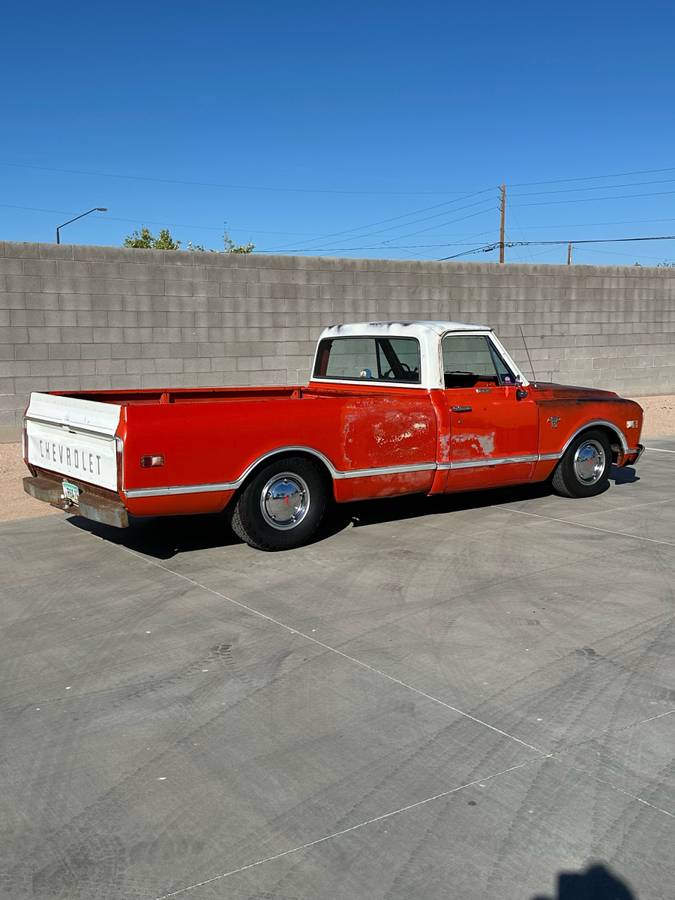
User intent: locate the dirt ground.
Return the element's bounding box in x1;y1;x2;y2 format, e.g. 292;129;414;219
1;394;673;525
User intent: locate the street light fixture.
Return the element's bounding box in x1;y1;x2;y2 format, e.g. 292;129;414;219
56;207;108;244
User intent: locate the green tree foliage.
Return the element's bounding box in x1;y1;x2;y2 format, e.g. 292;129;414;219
123;227;181;250
223;234;255;254
185;234;254;254
123;227;254;253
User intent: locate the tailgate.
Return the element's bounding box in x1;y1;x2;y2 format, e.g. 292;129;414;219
25;392;122;491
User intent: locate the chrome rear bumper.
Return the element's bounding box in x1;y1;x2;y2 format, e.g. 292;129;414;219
23;475;129;528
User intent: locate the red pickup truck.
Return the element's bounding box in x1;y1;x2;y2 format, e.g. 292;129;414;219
23;320;644;550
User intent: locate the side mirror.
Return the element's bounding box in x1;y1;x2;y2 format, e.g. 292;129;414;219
516;387;528;400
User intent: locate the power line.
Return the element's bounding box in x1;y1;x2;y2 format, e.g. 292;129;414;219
0;203;331;237
7;157;675;252
440;233;675;260
521;234;675;246
266;171;675;252
509;176;675;197
0;161;488;197
0;201;496;254
441;243;501;261
512;188;675;208
344;203;497;246
259;213;499;254
258;187;496;252
286;198;495;251
259;206;497;254
508;215;675;231
6;159;675;197
507;165;675;189
0;194;497;248
573;245;673;263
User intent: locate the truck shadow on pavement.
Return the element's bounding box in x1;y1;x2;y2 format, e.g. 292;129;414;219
67;465;638;560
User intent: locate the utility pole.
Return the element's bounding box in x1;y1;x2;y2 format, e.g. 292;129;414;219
567;242;573;265
499;184;506;263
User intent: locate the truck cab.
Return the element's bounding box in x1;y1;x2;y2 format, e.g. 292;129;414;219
312;320;541;490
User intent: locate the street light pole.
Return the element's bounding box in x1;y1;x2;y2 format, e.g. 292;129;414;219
56;207;107;244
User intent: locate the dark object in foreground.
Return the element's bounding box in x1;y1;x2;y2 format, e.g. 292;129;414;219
533;862;636;900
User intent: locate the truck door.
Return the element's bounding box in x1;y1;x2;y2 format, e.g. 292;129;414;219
440;332;539;489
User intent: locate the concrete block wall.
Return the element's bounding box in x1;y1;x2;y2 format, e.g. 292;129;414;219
1;240;675;437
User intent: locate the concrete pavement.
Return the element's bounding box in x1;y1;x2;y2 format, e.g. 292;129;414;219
1;442;673;899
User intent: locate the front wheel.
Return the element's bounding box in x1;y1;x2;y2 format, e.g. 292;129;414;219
551;429;612;498
229;456;328;550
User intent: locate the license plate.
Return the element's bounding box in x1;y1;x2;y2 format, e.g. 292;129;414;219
62;480;80;503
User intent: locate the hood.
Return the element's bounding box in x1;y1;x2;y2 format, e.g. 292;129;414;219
531;382;620;402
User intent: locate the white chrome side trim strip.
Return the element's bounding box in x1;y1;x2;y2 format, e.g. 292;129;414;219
337;462;436;479
124;446;565;499
437;452;561;472
124;446;438;498
449;454;539;470
127;481;239;498
125;468;437;498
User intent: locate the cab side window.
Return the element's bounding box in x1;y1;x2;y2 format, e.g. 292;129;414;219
442;334;514;388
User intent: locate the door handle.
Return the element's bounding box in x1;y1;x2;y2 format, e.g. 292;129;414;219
451;405;473;413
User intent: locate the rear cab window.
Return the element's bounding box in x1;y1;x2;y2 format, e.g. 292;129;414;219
314;336;421;384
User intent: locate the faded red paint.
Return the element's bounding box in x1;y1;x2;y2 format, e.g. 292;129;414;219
32;375;644;520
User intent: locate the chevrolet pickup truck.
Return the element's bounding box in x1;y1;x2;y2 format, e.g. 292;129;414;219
23;320;644;550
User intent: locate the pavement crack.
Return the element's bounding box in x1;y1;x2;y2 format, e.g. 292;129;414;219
101;540;544;755
152;756;547;899
499;506;675;548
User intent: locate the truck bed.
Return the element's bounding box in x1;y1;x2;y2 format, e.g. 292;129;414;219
50;382;423;407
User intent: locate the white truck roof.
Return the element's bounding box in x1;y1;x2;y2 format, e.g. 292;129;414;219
321;320;491;340
314;320;526;390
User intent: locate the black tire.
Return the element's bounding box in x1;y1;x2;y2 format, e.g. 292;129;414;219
230;456;328;550
551;429;612;498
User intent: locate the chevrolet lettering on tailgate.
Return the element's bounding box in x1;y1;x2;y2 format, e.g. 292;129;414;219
36;437;103;477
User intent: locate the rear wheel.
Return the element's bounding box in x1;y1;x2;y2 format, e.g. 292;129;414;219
552;429;612;498
230;456;328;550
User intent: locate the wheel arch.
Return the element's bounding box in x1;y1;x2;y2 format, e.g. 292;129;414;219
559;419;628;463
231;445;337;499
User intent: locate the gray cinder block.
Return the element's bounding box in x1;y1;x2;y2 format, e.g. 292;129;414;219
0;240;672;424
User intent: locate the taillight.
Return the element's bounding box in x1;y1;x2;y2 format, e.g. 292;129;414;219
115;437;124;492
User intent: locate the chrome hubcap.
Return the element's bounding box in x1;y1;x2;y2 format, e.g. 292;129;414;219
260;473;310;530
573;439;606;485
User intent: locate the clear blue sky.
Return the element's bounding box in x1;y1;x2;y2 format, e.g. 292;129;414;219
2;0;675;265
